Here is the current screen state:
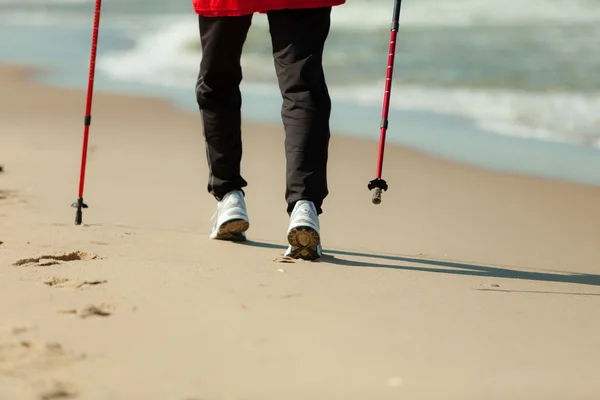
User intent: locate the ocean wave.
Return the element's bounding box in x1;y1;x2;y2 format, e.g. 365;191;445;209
96;18;199;88
97;34;600;150
330;84;600;149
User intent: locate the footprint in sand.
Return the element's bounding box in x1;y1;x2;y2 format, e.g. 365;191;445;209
0;322;37;336
43;277;73;287
58;303;115;319
44;277;107;290
272;256;321;264
90;241;110;246
273;256;295;264
0;340;85;377
30;379;79;400
0;342;83;399
0;189;26;204
12;251;100;267
0;189;12;200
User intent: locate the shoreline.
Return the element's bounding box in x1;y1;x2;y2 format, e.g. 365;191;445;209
4;58;600;191
1;15;599;187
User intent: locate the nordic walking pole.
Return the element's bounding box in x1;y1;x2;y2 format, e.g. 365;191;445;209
368;0;402;204
72;0;102;225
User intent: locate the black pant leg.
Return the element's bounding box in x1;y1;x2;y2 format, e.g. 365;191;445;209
196;14;253;200
266;7;333;215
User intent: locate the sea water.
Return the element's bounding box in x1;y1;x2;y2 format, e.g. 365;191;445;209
1;0;599;186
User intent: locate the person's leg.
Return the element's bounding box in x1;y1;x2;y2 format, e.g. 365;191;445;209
267;7;332;259
266;7;332;215
196;14;253;201
197;14;253;241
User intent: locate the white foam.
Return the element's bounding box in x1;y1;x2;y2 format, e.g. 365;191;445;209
97;15;279;88
331;84;600;148
97;17;199;89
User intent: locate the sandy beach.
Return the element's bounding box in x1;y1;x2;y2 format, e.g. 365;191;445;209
1;63;600;399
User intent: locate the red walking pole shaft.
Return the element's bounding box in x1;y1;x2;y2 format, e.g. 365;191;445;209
368;0;402;204
376;11;400;179
72;0;102;225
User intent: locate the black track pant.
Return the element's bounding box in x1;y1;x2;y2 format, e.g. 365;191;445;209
196;7;332;214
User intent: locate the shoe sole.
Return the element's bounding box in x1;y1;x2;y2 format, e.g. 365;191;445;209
287;226;321;260
213;219;249;242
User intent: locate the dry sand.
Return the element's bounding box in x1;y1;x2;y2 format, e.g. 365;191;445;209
1;63;599;399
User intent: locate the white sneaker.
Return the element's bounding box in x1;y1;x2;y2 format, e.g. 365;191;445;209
284;200;322;260
209;190;249;241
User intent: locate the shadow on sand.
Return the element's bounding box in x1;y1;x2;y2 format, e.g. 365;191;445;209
242;240;600;290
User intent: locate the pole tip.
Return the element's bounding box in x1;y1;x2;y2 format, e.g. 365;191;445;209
368;178;388;205
71;198;88;225
75;208;83;225
372;188;383;204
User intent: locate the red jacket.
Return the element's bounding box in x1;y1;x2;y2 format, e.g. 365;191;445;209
193;0;345;17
